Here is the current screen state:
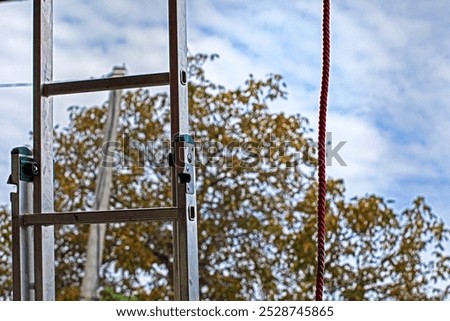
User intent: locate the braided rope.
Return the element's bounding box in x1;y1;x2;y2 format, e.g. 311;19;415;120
315;0;331;301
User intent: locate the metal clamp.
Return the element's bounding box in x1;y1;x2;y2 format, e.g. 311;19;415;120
174;134;195;195
20;157;39;182
7;147;39;185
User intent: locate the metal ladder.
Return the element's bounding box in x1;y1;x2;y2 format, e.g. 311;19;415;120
8;0;199;301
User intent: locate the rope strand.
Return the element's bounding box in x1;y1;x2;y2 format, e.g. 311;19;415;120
315;0;331;301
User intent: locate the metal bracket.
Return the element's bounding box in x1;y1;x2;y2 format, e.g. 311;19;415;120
7;147;39;184
19;157;39;182
175;134;195;195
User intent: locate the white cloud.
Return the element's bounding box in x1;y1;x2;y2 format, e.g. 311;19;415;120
53;0;169;80
326;113;393;194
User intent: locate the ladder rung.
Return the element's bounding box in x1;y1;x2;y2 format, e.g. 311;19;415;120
21;207;179;226
42;72;170;97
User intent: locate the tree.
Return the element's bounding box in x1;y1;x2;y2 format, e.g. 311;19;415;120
0;54;449;300
0;206;12;300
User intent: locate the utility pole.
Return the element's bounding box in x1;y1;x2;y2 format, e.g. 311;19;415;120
80;66;127;300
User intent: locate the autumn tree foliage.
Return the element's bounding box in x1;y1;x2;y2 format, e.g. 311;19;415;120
0;206;12;300
0;54;449;300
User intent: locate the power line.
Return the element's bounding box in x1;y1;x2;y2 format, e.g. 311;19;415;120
0;83;32;88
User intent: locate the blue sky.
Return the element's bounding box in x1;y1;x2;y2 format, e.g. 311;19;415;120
1;0;450;231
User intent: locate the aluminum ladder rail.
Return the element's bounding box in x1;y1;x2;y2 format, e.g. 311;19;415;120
8;0;199;301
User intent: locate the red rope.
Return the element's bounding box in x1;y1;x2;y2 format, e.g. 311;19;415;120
315;0;331;301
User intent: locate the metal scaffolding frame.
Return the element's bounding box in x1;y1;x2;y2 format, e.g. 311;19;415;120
8;0;199;301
